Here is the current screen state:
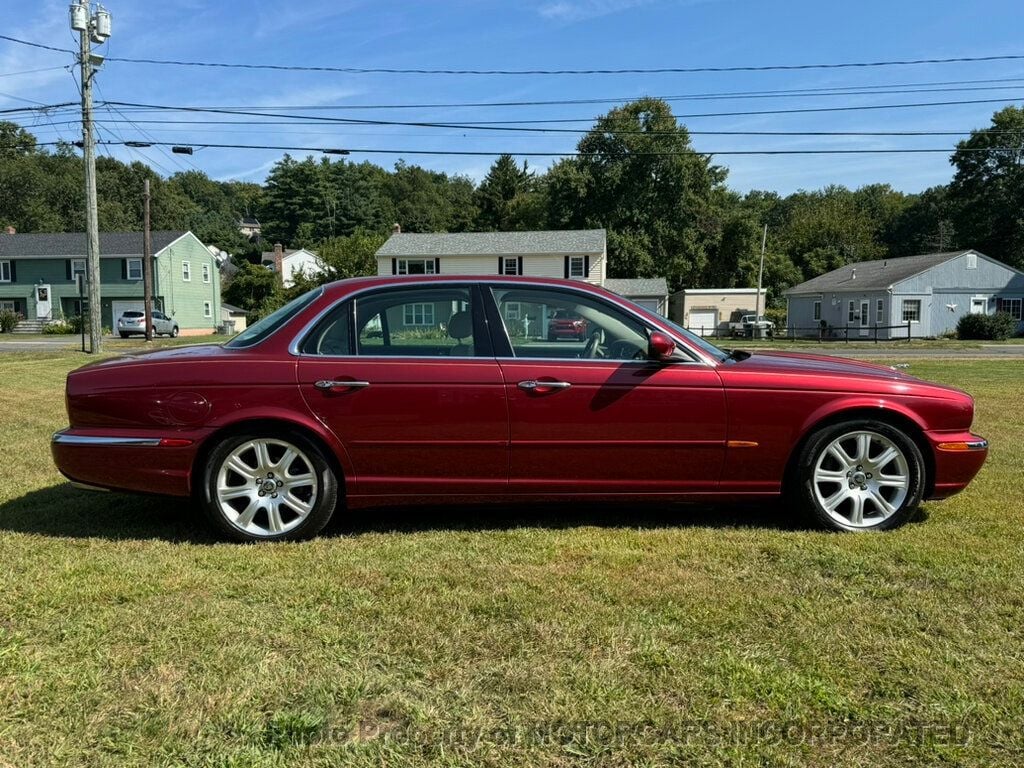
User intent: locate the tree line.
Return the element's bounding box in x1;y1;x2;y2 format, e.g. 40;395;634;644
1;101;1022;316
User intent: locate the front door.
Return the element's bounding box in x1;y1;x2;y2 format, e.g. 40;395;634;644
34;284;52;321
489;284;726;495
970;297;987;315
859;300;870;336
295;284;508;499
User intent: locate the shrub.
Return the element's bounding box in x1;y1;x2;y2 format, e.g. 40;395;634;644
957;311;1018;340
43;320;75;335
0;309;21;333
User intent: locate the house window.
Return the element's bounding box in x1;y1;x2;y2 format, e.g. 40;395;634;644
127;258;142;281
0;260;10;282
901;299;921;323
848;300;856;323
397;259;436;275
505;302;522;321
203;301;212;318
997;297;1022;320
568;256;586;278
202;263;210;283
966;253;978;269
501;257;521;276
812;300;821;321
182;261;191;281
0;300;15;312
403;303;434;326
71;258;86;283
877;298;884;320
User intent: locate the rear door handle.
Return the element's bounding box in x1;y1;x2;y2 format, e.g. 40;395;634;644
518;380;572;391
314;379;371;390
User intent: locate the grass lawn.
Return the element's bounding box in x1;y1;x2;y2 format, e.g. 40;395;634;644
0;350;1021;766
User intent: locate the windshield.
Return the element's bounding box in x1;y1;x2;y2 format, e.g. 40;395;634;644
658;316;730;362
224;287;323;348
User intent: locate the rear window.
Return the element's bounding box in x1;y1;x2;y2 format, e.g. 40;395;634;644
224;287;323;349
122;311;143;318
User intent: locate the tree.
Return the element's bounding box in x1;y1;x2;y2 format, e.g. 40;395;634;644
474;155;535;230
948;106;1024;268
223;261;281;316
0;121;37;156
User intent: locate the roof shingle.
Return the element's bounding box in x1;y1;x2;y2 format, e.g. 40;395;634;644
0;231;189;258
603;277;668;296
784;251;976;294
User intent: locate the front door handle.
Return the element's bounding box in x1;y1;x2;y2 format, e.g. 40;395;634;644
314;379;371;391
518;380;572;391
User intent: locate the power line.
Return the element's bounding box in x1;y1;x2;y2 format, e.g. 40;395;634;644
0;65;68;78
99;96;1024;133
2;33;1024;75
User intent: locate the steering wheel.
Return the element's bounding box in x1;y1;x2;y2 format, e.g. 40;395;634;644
606;339;644;360
581;331;604;359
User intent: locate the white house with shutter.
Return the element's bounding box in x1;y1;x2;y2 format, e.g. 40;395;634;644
376;229;608;285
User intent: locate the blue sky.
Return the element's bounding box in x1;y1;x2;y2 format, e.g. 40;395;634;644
1;0;1022;194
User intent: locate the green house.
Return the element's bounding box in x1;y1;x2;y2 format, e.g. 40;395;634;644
0;231;221;333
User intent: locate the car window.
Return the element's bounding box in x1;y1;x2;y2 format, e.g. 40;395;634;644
123;311;143;318
226;287;323;348
490;286;650;361
299;286;479;357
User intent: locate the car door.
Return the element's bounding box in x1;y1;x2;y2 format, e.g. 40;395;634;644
295;283;509;499
487;284;726;495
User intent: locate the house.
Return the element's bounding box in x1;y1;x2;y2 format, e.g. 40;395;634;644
374;228;669;314
238;216;261;240
0;230;221;334
220;302;248;333
262;243;322;289
603;278;669;315
669;287;767;336
785;250;1024;339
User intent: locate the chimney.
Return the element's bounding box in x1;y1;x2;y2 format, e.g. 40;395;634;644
3;226;14;235
273;243;284;276
392;223;401;235
851;267;857;280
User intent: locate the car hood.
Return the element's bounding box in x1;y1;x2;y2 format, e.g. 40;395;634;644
730;350;905;379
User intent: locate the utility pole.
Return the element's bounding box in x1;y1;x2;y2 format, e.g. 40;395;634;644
71;1;111;354
143;178;153;342
756;223;767;334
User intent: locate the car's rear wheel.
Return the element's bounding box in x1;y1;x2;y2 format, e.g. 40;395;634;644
201;432;338;541
794;419;925;532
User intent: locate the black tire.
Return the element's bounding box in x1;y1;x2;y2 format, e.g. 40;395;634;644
171;326;179;338
119;332;129;338
792;419;925;532
200;430;339;542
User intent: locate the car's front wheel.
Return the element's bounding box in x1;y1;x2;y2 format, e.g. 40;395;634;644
201;432;339;541
794;419;925;531
171;326;179;337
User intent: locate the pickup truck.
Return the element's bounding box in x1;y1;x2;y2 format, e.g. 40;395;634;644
730;314;775;337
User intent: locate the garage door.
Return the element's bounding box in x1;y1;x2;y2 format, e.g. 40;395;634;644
111;300;145;325
633;298;662;315
687;310;717;336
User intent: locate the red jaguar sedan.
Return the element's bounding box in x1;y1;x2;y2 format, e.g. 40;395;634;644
51;276;988;541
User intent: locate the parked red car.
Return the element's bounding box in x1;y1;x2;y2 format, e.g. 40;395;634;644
52;276;988;541
547;309;588;341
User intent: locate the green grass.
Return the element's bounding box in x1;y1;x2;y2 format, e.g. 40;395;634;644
1;351;1022;766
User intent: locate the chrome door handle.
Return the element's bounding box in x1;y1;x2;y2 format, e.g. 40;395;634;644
518;380;572;391
314;379;371;390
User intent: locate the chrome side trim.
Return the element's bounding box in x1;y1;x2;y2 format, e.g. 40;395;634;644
70;480;110;492
52;433;162;447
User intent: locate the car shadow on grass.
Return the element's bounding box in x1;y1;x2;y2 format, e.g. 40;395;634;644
0;482;928;542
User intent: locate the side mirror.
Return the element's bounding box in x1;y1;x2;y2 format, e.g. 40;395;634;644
648;331;676;361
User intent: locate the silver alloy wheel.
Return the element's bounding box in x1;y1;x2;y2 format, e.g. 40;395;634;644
811;429;910;529
215;438;318;537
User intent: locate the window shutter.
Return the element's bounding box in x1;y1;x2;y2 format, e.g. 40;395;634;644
434;257;441;274
498;257;504;274
517;256;523;276
564;256;570;278
65;260;72;280
584;255;590;278
391;258;397;275
121;259;127;280
9;260;15;282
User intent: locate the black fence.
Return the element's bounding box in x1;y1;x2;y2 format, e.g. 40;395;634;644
692;322;917;343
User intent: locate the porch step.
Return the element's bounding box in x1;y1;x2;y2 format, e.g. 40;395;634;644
12;320;47;334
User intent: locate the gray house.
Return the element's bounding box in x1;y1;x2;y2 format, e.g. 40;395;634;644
785;250;1024;339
